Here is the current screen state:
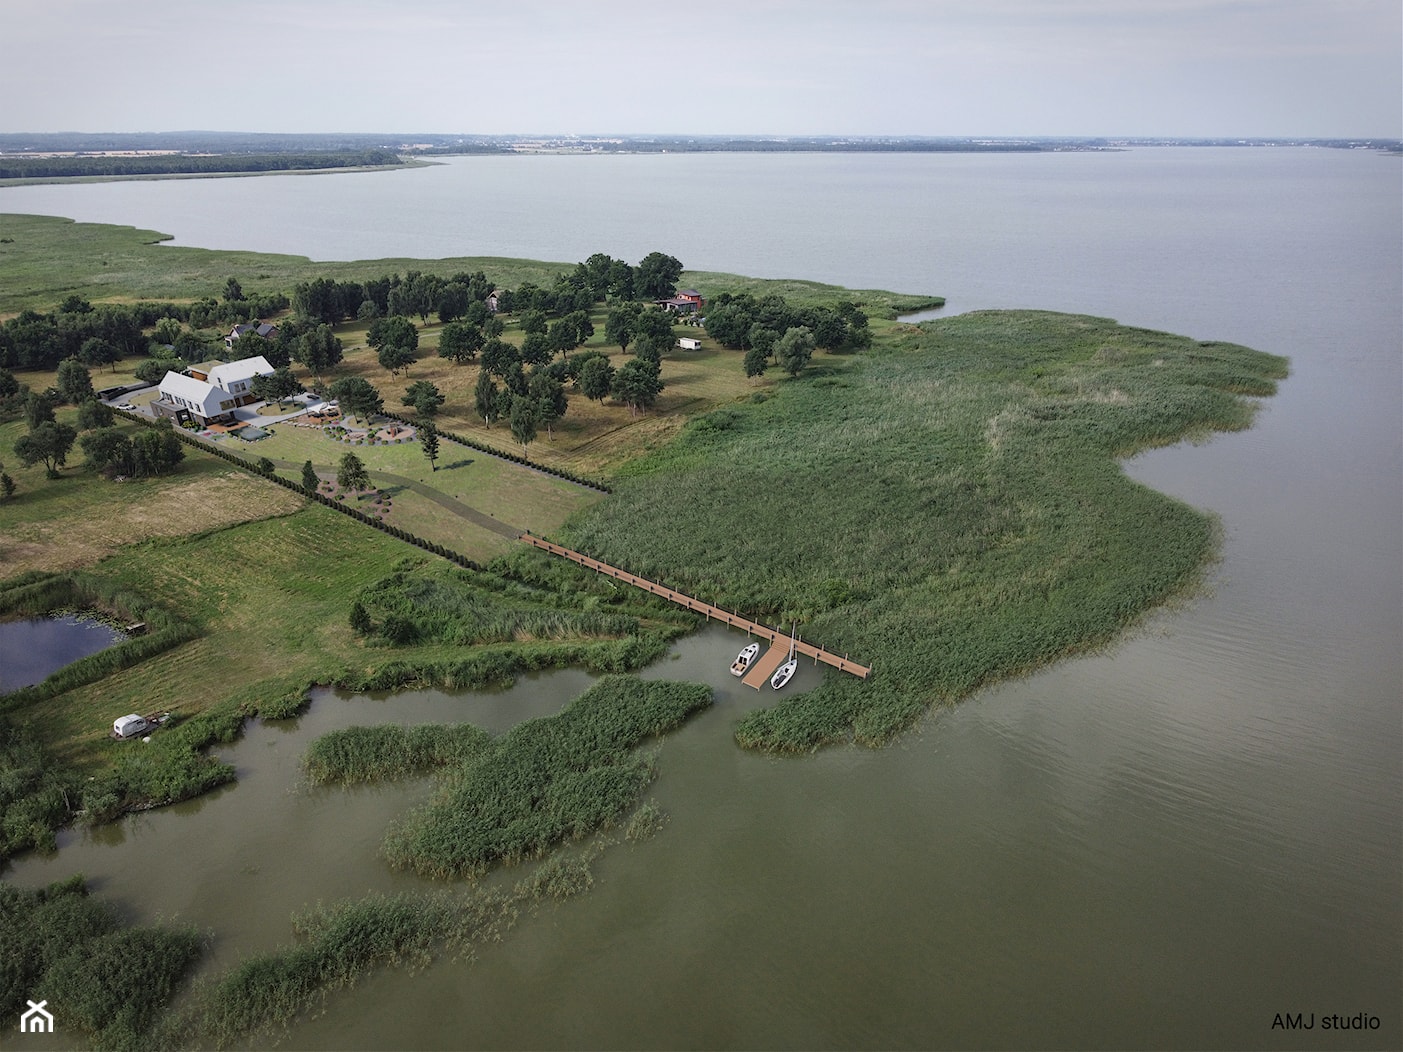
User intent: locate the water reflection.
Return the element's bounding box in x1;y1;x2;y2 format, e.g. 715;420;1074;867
0;614;126;692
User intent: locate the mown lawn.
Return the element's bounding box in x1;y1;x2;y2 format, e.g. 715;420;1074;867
219;413;603;559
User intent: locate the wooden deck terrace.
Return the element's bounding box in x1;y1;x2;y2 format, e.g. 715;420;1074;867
519;534;871;681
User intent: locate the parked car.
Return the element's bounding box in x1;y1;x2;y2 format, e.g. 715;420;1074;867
114;402;137;411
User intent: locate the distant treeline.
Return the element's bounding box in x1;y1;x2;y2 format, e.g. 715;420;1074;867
0;149;405;180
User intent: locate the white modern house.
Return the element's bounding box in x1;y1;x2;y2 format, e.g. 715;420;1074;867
152;355;275;427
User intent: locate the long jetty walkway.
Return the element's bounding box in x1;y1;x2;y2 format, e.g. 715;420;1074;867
520;533;871;684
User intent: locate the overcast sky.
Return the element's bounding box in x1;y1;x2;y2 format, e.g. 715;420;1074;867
2;0;1398;137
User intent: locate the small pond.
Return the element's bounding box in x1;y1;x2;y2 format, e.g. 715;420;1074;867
0;614;127;693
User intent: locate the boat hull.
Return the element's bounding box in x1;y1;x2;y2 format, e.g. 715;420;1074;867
730;643;760;677
770;660;797;690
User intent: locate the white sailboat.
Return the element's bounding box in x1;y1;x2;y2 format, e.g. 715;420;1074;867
770;627;798;690
730;642;760;676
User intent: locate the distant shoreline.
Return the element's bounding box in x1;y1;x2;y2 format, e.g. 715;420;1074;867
0;157;434;189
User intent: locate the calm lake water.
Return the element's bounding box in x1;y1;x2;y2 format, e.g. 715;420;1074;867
0;614;125;692
2;148;1399;1049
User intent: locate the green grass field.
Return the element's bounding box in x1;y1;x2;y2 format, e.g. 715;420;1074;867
0;212;939;318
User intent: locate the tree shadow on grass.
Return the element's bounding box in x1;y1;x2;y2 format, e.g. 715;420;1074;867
438;458;475;471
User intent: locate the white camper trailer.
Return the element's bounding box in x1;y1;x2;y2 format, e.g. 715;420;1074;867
112;714;151;739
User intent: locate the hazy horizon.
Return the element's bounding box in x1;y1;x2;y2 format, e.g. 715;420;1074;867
2;131;1395;142
3;1;1399;140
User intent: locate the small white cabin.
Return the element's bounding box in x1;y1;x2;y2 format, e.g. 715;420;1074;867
113;714;150;739
677;337;703;351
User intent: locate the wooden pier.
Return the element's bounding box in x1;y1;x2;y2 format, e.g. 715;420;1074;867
520;534;871;685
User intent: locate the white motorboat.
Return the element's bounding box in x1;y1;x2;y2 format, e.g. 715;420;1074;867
770;657;797;690
730;642;760;676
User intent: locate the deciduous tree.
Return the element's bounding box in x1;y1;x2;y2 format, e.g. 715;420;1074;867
80;427;133;476
509;395;538;453
605;303;639;352
520;331;552;368
634;252;684;299
23;391;55;430
402;380;445;418
55;359;94;404
479;338;518;378
611;358;664;416
774;325;815;377
377;343;418;378
337;451;371;495
251;366;301;409
130;419;184;476
474;370;500;425
78;336;120;373
528;372;568;439
77;399;114;431
153;318;182;345
328;376;383;424
437;322;484;365
578;355;615;402
293;324;343;381
15;420;78;478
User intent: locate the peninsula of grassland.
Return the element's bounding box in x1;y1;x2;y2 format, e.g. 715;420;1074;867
0;212;1285;830
566;313;1288;748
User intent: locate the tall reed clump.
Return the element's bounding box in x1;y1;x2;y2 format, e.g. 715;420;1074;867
0;876;203;1052
302;723;492;785
0;719;79;857
159;841;611;1048
382;676;711;879
564;310;1289;751
355;568;642;647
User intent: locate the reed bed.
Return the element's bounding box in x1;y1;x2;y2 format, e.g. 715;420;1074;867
157;837;613;1049
564;311;1288;750
302;723;492;785
382;676;711;879
357;567;642;646
1;876;203;1052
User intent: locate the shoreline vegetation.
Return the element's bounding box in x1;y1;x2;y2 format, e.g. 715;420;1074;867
0;148;425;185
0;213;1286;1048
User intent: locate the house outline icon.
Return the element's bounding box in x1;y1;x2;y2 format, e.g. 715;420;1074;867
20;999;54;1033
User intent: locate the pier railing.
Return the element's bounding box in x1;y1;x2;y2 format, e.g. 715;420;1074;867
520;534;871;680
